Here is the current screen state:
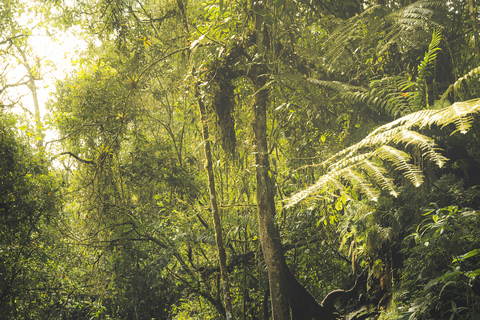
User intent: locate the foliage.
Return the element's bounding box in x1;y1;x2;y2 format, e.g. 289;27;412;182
3;0;480;319
389;204;480;320
0;113;63;318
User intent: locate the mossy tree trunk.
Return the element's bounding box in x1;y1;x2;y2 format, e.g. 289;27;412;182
195;85;234;320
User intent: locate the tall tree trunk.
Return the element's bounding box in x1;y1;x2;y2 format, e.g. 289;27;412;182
195;85;234;320
250;5;290;319
250;4;341;320
28;80;43;149
252;70;291;320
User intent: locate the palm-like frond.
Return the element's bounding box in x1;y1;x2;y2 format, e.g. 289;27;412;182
287;170;345;206
286;98;480;208
374;145;423;187
439;66;480;104
358;159;398;197
306;28;442;117
324;0;446;74
369;76;412;116
306;78;392;112
342;168;380;201
433;99;480;133
413;29;442;109
392;130;447;168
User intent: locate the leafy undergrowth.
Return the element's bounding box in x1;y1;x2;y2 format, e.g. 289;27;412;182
378;203;480;320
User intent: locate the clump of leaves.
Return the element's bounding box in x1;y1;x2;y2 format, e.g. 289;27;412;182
391;204;480;319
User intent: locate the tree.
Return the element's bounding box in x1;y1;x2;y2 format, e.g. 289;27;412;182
0;113;63;318
40;0;480;319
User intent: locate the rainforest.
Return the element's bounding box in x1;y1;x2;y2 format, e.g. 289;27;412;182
2;0;480;319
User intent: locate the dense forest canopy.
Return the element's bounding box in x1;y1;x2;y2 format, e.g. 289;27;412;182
2;0;480;319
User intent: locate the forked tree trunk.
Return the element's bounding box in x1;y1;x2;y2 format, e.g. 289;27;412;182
195;85;234;320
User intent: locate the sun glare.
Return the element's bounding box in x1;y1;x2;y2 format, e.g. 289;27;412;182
6;2;88;146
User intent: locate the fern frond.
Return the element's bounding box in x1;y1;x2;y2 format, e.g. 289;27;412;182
369;76;413;116
286;98;480;208
286;172;344;208
359;159;398;197
411;29;442;110
325;0;446;73
324;5;383;65
433;99;480;133
386;0;445;30
329;152;375;172
306;78;392;112
440;66;480;103
392;130;448;167
342;168;380;201
374;145;423;187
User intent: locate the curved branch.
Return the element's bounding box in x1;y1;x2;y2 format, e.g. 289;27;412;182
58;152;96;165
321;267;368;311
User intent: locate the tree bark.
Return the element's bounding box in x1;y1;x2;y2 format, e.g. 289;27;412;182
250;4;290;318
195;85;234;320
250;5;341;320
252;70;291;320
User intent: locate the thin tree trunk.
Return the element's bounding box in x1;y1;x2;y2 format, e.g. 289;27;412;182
249;4;342;320
195;85;234;320
16;46;43;148
29;80;43;149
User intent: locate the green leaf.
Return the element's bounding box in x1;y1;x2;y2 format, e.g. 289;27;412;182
453;248;480;263
468;269;480;278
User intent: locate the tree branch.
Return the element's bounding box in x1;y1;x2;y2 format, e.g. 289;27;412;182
58;152;96;165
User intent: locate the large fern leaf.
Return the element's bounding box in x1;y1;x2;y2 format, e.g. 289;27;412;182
286;98;480;208
359;159;398;196
439;66;480;104
324;0;446;75
392;130;448;167
374;145;423;187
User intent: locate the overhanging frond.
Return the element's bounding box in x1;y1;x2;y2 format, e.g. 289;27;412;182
287;171;345;207
306;78;393;113
359;159;398;197
324;0;446;73
342;168;380;201
392;130;447;167
440;66;480;104
374;145;423;187
286;98;480;208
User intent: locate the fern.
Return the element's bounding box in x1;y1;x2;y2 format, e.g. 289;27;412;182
439;66;480;104
304;29;442;117
286;98;480;208
391;130;447;168
324;0;446;74
374;145;423;187
359;159;398;197
414;29;442;109
343;168;380;201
